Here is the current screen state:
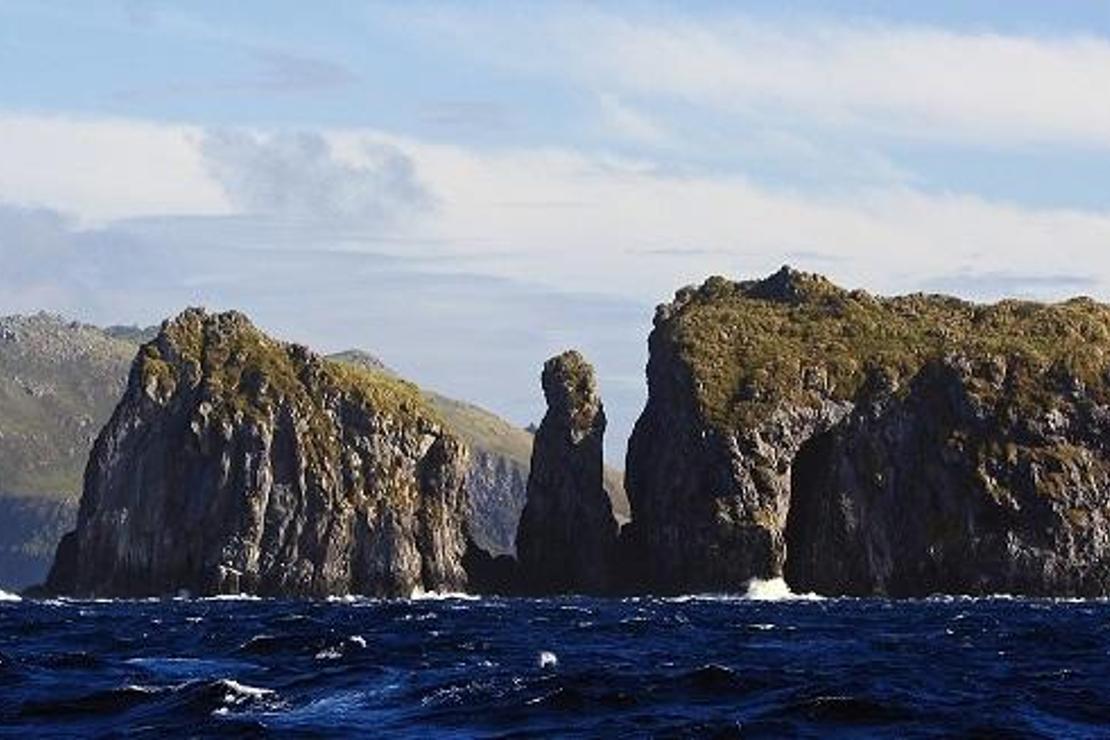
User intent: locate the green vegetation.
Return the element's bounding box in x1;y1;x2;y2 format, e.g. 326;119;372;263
139;309;442;469
423;391;534;464
663;268;1110;430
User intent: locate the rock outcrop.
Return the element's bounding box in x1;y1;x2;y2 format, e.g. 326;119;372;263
515;351;619;593
627;267;1110;596
784;354;1110;597
45;309;471;598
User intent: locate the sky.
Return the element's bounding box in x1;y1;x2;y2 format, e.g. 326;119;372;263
2;1;1110;463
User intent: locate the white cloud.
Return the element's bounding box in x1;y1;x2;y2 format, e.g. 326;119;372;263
598;94;669;145
0;114;230;225
372;130;1110;300
397;7;1110;150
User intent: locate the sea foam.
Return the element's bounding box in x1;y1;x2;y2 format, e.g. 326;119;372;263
408;587;480;602
661;578;823;604
0;589;21;602
742;577;822;602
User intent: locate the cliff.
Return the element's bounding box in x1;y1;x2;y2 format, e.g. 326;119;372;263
0;315;610;591
627;267;1110;596
516;351;619;593
45;309;470;598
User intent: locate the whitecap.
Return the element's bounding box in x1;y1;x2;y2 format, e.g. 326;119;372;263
0;589;22;602
659;578;822;603
314;647;343;661
742;577;822;602
201;594;263;602
219;679;274;702
347;635;367;649
538;651;558;669
408;588;479;601
121;683;164;693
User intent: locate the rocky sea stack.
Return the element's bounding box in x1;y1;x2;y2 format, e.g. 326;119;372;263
515;351;619;593
627;267;1110;597
45;309;470;598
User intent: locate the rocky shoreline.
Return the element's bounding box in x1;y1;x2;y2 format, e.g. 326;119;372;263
37;268;1110;598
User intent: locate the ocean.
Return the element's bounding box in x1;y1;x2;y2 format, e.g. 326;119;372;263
1;583;1109;738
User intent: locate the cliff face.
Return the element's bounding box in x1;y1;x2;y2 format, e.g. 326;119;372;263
785;355;1110;597
627;267;1110;596
516;351;619;593
46;309;470;598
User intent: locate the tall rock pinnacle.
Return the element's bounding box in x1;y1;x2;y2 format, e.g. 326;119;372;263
515;351;619;593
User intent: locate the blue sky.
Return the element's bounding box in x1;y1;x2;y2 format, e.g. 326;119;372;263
2;1;1110;460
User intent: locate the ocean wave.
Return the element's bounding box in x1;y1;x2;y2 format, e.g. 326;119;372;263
408;588;480;601
217;679;274;702
742;578;822;602
661;578;823;603
326;594;379;604
199;594;264;602
0;589;22;602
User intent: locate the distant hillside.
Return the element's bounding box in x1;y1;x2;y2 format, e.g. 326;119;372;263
0;314;135;497
0;315;627;589
0;314;136;588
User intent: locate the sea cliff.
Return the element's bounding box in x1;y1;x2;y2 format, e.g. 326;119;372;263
625;267;1110;596
46;309;470;598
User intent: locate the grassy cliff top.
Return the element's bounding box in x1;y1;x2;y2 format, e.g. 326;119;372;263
659;267;1110;430
141;308;439;432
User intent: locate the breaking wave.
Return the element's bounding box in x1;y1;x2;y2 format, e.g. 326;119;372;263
741;577;822;601
661;578;823;603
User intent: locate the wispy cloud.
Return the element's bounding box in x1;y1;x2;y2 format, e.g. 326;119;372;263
598;94;669;145
402;7;1110;150
920;271;1099;301
112;48;356;101
417;100;515;134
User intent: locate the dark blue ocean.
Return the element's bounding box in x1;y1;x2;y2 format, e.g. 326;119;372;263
2;584;1110;738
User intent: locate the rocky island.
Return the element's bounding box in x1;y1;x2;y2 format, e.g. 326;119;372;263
46;309;471;598
36;268;1110;598
626;267;1110;597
